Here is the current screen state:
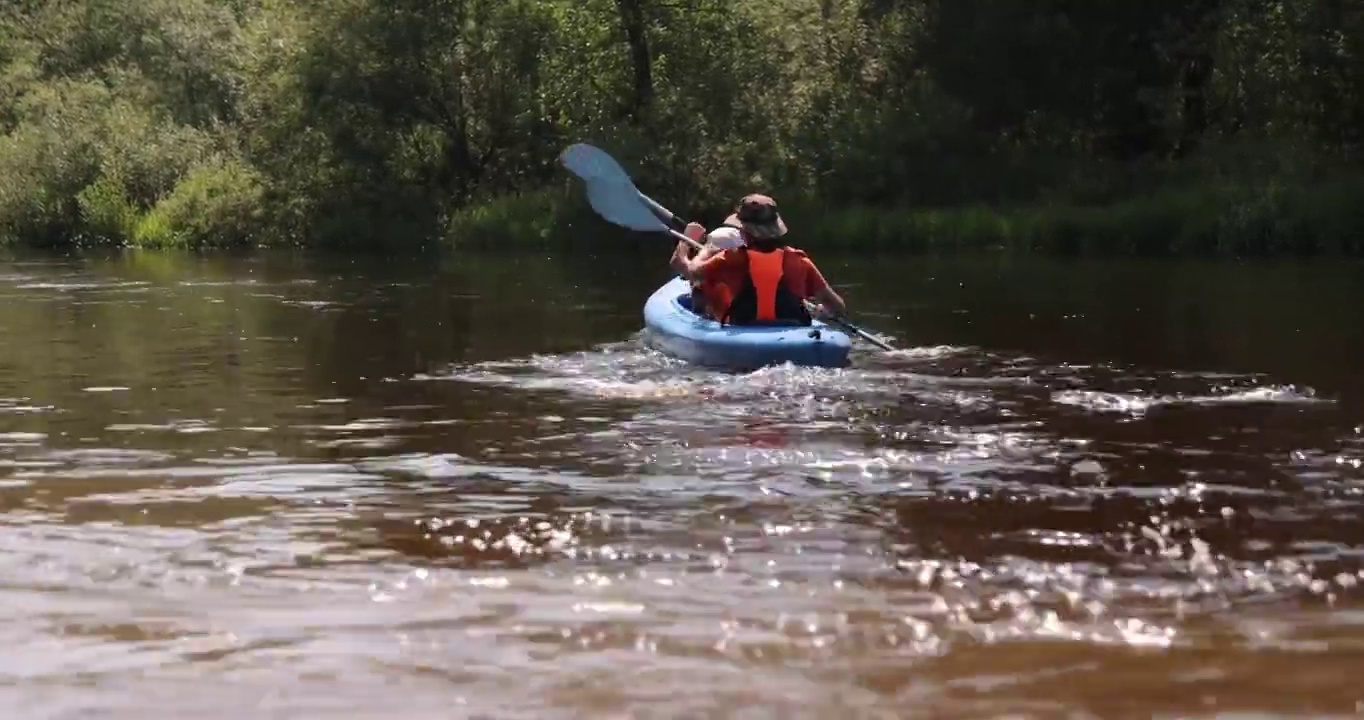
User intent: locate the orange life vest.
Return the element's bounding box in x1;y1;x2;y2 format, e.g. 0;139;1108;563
721;247;812;326
748;248;785;321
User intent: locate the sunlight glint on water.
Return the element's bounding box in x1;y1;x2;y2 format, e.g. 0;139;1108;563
0;253;1361;718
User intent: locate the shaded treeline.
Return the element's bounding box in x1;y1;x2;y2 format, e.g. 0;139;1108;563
1;0;1361;254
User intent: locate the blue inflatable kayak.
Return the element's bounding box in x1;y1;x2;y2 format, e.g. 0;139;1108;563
641;276;852;370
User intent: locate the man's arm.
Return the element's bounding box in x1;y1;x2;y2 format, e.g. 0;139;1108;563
812;285;847;316
801;259;847;316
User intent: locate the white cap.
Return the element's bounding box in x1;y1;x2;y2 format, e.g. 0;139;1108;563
705;226;744;250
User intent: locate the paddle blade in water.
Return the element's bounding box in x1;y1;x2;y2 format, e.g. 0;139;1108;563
585;180;667;233
560;143;634;186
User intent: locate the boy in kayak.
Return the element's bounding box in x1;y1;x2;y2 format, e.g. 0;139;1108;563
677;219;744;318
670;194;847;325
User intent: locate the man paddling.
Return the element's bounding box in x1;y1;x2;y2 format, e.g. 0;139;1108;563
670;194;847;326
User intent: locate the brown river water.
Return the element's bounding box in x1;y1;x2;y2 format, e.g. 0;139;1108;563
1;247;1363;718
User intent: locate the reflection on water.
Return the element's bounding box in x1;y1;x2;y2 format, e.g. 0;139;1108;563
1;248;1363;717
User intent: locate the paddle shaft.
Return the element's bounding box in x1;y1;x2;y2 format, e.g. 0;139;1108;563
650;199;894;351
667;227;704;251
641;194;685;231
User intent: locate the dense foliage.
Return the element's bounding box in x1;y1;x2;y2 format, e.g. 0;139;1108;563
1;0;1361;254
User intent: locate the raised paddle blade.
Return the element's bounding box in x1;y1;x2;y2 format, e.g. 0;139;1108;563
560;144;669;233
560;143;636;187
585;180;669;233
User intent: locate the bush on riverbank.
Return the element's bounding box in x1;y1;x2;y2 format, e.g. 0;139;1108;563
1;0;1362;255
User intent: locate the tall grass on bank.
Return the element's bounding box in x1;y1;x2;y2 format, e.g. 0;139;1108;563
443;189;579;250
447;172;1364;258
789;174;1364;256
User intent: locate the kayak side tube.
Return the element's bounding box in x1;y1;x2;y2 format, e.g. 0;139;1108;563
642;276;852;370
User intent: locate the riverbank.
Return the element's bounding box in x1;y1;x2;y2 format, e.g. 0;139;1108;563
5;0;1361;258
6;163;1360;258
444;170;1364;258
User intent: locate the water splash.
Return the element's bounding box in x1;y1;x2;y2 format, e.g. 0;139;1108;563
1054;384;1325;416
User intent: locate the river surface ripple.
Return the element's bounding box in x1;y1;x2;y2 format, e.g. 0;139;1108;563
0;253;1362;718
